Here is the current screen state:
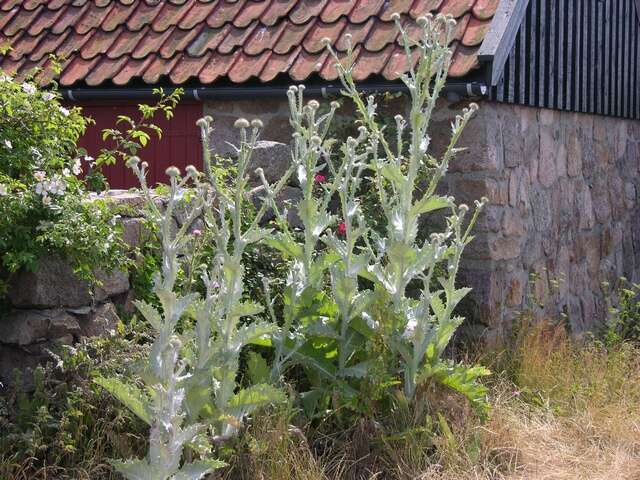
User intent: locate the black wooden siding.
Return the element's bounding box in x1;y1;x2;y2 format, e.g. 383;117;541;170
489;0;640;120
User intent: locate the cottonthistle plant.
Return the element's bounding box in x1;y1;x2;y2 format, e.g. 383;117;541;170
264;13;490;415
96;160;223;480
327;13;490;409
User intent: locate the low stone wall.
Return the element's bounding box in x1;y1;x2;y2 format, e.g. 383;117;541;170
0;192;147;390
0;258;128;389
444;102;640;342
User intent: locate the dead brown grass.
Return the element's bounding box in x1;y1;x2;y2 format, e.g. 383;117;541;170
225;321;640;480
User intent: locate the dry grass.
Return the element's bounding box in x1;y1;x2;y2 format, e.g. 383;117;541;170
225;322;640;480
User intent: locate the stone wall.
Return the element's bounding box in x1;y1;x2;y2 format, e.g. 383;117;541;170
445;102;640;343
0;191;148;390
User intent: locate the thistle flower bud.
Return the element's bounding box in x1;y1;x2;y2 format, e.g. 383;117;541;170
251;118;264;129
344;33;352;43
357;126;367;135
390;12;401;21
320;37;332;47
166;166;180;178
125;156;140;168
289;86;298;93
459;204;469;214
169;337;182;350
394;114;404;123
308;99;320;110
310;135;322;146
347;137;358;148
469;102;479;111
141;161;149;169
195;118;208;129
204;115;213;123
298;85;305;91
330;100;340;109
416;16;427;27
186;164;198;176
234;118;250;129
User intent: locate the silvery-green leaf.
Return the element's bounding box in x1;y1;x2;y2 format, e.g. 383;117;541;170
233;322;277;351
230;300;264;318
341;360;373;378
247;351;271;384
243;227;273;244
265;234;304;258
111;458;158;480
133;300;163;331
95;377;151;426
171;460;227;480
380;163;406;189
227;384;286;418
411;195;452;215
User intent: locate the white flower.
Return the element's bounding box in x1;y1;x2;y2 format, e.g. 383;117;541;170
0;184;7;196
42;92;55;101
21;82;36;95
34;171;46;182
42;194;51;206
83;155;94;163
0;74;12;82
35;181;46;195
62;168;71;177
30;147;41;159
58;106;70;117
3;139;12;149
72;158;82;175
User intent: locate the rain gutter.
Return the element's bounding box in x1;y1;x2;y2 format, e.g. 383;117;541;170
60;82;488;102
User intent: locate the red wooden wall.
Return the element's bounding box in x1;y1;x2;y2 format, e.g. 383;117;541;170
76;102;204;189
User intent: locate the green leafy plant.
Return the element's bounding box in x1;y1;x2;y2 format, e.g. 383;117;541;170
0;70;127;296
261;15;490;418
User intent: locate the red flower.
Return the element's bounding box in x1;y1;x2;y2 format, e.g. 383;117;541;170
314;173;327;183
337;222;347;235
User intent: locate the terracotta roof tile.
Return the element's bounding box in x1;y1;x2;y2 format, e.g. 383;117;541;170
473;0;500;20
0;0;497;87
319;0;354;23
273;20;313;53
289;0;329;25
207;0;247;28
462;15;490;46
178;1;219;29
259;47;300;80
198;49;240;82
448;43;478;77
303;18;347;53
349;0;385;23
439;0;475;18
245;22;287;55
261;0;298;26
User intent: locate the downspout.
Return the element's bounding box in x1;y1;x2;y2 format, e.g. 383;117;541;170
60;82;488;102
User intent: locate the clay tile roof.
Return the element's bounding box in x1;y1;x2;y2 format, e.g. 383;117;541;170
0;0;499;87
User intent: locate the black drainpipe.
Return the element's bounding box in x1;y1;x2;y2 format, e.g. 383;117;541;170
61;82;487;102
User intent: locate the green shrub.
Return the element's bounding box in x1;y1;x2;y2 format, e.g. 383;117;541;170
0;70;127;295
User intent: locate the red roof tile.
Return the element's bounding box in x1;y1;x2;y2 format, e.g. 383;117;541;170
0;0;497;87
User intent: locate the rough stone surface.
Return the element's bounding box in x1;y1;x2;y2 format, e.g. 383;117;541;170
243;141;292;186
8;257;92;308
443;102;640;342
77;302;119;338
94;269;130;302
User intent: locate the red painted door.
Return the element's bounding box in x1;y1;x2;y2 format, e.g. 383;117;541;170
76;102;204;189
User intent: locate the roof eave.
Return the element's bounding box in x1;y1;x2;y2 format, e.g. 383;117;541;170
477;0;530;87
